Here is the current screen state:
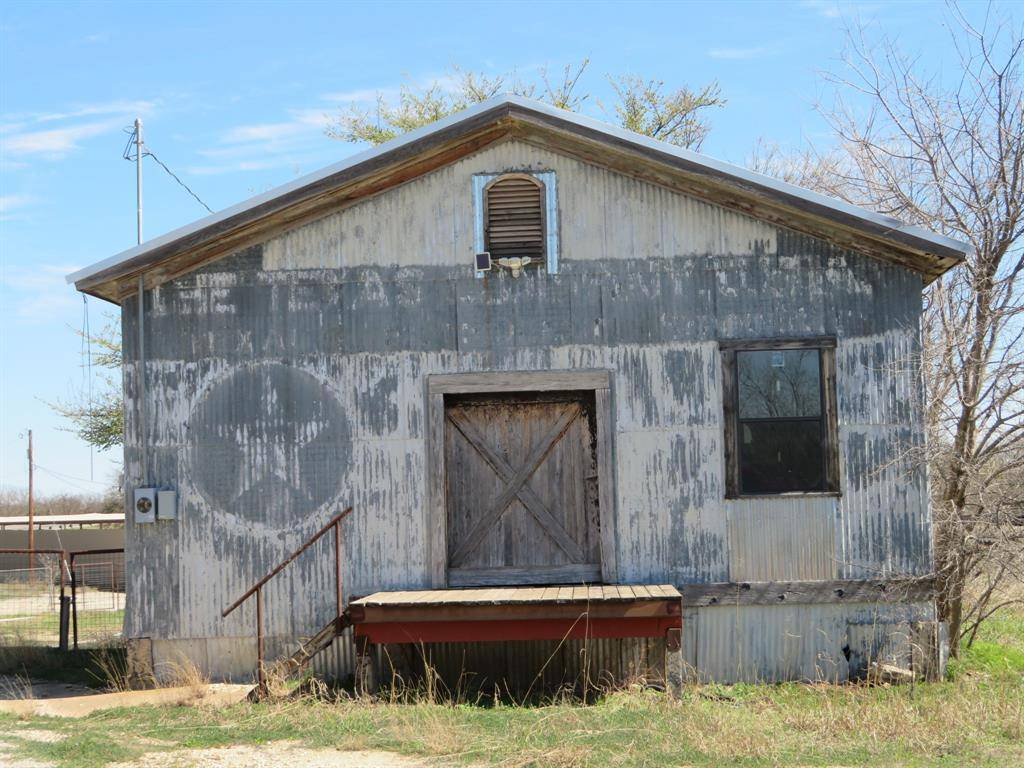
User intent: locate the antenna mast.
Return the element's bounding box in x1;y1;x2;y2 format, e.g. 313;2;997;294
134;118;143;244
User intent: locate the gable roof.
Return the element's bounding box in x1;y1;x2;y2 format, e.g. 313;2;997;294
68;94;971;303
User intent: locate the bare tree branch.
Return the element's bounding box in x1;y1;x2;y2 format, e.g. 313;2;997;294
753;5;1024;656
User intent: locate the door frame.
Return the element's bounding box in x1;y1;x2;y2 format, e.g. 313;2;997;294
425;369;619;588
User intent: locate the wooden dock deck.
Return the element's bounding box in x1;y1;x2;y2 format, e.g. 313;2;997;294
349;584;682;646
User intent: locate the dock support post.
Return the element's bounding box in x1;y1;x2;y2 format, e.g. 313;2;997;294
665;627;682;698
355;635;377;696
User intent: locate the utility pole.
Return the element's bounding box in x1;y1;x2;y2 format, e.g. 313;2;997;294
135;118;143;244
26;429;34;572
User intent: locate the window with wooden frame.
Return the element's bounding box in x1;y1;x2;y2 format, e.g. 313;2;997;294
484;173;546;262
720;338;840;498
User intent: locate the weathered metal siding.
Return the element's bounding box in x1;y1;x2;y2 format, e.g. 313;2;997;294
836;328;929;578
685;600;935;683
260;140;776;271
727;497;838;582
120;138;931;681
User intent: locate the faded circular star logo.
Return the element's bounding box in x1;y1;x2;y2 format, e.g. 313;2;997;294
187;363;351;531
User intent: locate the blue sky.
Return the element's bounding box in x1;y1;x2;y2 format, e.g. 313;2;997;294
0;0;1004;495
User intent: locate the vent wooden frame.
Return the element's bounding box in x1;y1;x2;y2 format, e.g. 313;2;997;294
483;173;546;265
425;369;619;588
473;170;559;275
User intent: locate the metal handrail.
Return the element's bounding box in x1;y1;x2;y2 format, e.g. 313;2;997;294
221;507;353;690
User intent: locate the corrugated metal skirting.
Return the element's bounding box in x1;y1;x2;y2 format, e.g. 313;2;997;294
312;629;667;695
682;600;935;683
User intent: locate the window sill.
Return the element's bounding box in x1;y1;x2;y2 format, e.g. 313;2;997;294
725;491;842;501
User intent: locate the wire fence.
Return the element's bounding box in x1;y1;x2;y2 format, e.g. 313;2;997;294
70;549;126;648
0;549;124;649
0;551;68;647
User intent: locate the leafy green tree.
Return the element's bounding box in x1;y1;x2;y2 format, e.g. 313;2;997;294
609;75;723;149
328;61;725;150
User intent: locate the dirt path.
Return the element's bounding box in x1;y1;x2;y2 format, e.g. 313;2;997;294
108;743;436;767
0;682;252;717
0;713;442;767
0;732;434;768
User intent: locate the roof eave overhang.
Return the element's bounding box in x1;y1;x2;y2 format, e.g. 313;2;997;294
71;101;524;303
70;96;970;304
507;112;968;281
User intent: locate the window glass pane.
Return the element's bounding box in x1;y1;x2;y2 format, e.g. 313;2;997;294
739;419;824;493
737;349;821;419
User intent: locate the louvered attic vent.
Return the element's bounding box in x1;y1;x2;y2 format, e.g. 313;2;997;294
484;174;546;262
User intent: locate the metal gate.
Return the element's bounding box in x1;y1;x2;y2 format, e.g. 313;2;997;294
0;548;125;649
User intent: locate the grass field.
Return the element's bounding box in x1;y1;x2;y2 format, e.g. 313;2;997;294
0;609;124;644
2;606;1022;768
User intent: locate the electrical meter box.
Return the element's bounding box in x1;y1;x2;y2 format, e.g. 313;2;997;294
134;487;157;524
157;489;177;520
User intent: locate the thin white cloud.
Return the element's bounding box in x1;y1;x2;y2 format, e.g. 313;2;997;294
222;108;330;144
223;123;301;143
3;262;81;290
193;74;452;177
191;108;337;175
0;193;36;214
188;158;285;176
798;0;881;19
1;99;155;161
708;46;776;60
320;87;392;104
3;100;154;127
2;118;122;158
799;0;842;17
321;72;454;104
1;263;83;320
187;149;335;177
222;109;327;144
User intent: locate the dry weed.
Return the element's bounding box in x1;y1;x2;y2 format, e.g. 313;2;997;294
0;674;34;700
156;658;211;704
90;644;136;692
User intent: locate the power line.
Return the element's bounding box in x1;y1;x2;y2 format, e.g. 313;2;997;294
145;148;214;214
32;463;110;487
122;124;214;215
32;470;98;495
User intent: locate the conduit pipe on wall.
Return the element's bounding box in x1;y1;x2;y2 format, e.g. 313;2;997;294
137;275;146;485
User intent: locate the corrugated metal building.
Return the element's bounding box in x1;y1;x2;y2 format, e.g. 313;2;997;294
68;96;968;688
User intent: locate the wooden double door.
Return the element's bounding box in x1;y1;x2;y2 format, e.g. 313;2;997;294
444;391;603;586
